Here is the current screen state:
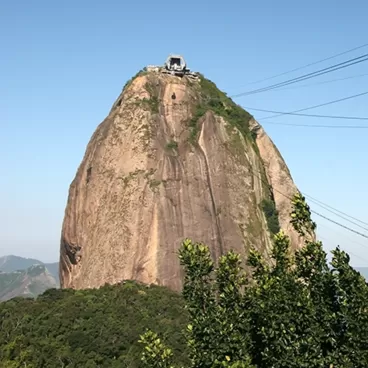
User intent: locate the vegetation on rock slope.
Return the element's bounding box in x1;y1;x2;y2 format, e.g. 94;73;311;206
187;76;280;238
187;75;254;145
261;198;280;235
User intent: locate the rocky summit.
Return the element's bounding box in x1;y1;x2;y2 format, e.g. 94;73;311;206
60;66;308;291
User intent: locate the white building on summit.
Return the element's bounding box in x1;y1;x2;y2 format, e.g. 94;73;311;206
146;54;199;78
164;54;187;73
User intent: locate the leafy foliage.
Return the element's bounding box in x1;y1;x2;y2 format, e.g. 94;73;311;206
141;193;368;367
290;192;316;238
139;330;176;368
0;281;189;367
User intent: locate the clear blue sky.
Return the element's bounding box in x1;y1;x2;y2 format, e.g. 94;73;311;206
1;0;367;265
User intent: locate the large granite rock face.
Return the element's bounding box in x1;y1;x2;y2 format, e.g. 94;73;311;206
60;71;306;291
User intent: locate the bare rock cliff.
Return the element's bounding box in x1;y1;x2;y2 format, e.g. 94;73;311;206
60;71;305;291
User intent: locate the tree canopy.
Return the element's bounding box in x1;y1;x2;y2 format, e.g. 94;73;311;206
0;281;189;367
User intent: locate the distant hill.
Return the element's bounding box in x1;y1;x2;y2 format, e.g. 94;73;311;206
0;255;43;272
0;255;59;301
43;262;59;283
0;264;58;302
0;255;59;283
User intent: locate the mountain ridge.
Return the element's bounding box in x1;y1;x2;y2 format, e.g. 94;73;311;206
0;264;58;302
0;255;59;301
0;255;59;279
0;255;43;272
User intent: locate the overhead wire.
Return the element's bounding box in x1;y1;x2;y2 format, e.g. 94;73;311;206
244;106;368;120
283;196;367;239
261;121;368;129
231;54;368;98
317;233;368;264
305;197;368;232
242;91;368;128
201;81;368;126
237;72;368;234
271;73;368;92
233;54;368;97
317;223;368;264
258;90;368;120
238;50;368;234
302;193;368;226
317;222;368;252
202;90;368;128
247;166;368;239
243;42;368;86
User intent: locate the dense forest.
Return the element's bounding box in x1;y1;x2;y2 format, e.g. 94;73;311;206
0;282;189;367
1;193;368;367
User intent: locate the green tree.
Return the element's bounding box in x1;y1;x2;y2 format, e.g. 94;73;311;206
330;247;368;366
178;240;254;367
140;192;368;367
